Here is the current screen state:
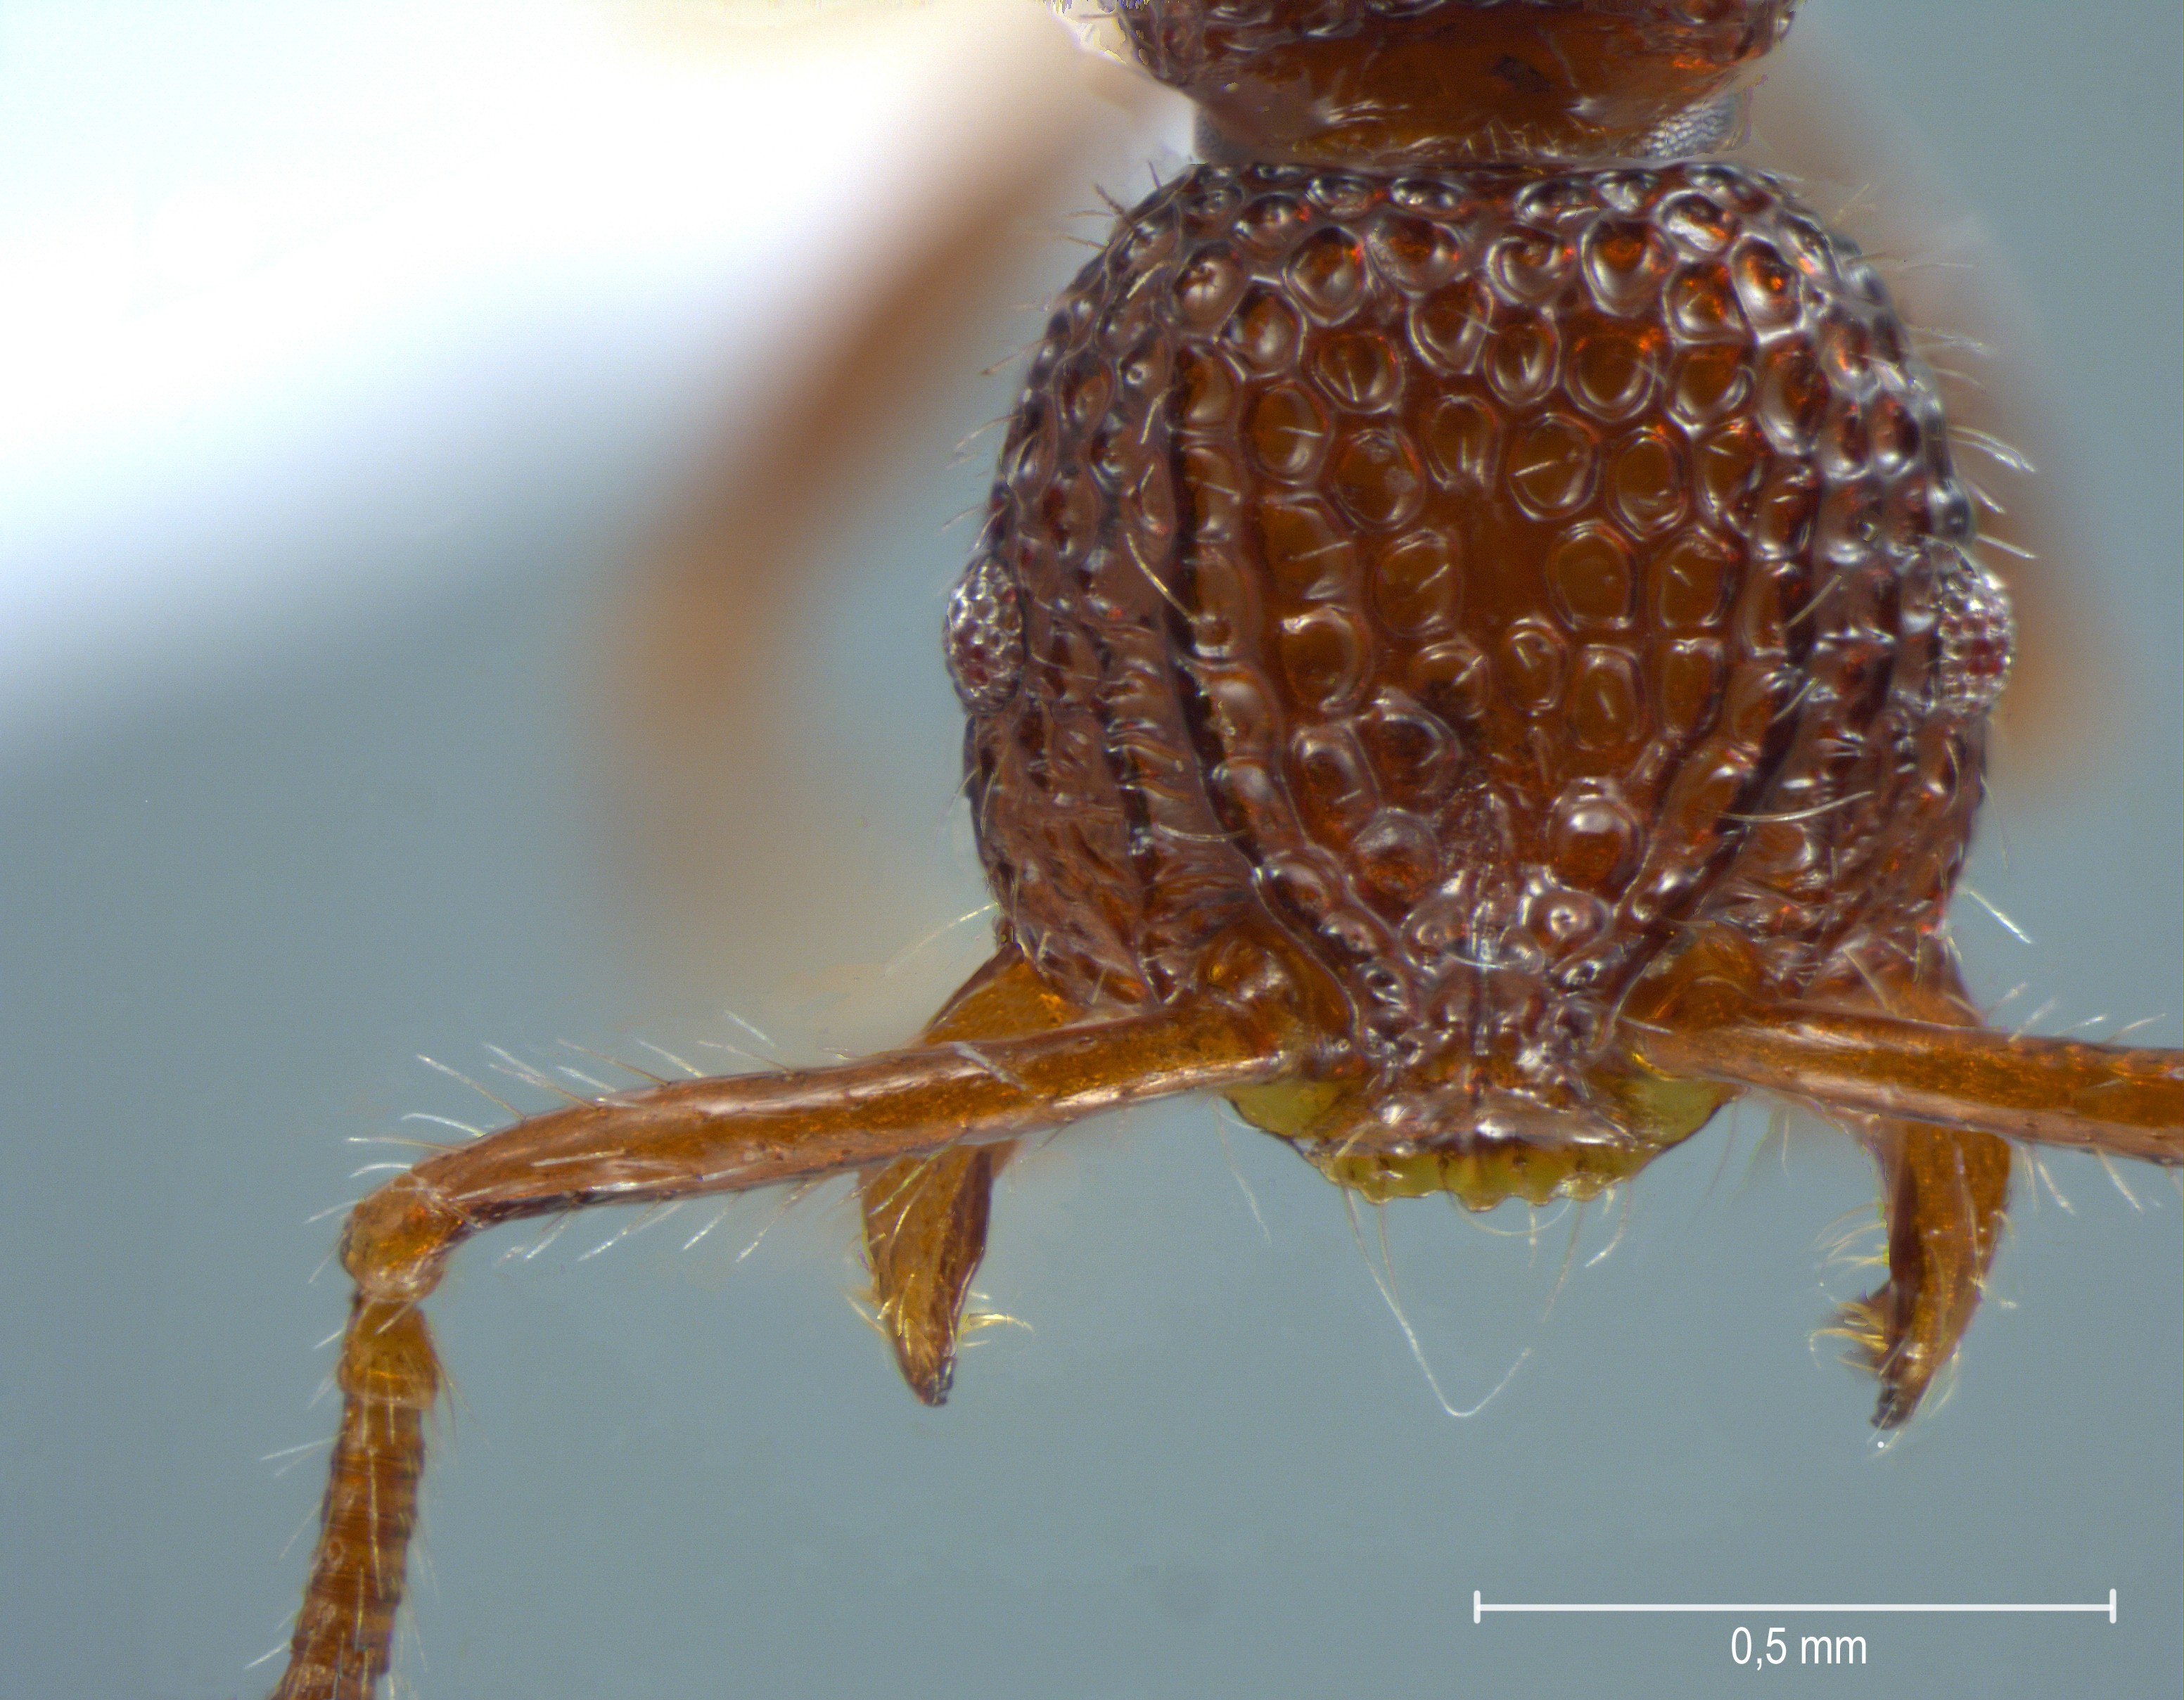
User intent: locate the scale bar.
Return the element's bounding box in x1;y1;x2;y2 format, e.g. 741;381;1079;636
1474;1589;2116;1624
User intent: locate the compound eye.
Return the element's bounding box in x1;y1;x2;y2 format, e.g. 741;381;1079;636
945;554;1026;714
1929;547;2014;720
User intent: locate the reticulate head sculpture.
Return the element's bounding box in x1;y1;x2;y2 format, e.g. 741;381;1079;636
954;0;2008;1205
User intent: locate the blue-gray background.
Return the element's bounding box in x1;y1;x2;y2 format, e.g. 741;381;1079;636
1;4;2177;1697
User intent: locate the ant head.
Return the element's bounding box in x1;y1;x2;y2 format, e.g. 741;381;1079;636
1118;0;1798;167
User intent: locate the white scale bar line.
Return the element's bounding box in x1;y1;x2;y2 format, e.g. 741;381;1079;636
1474;1588;2116;1625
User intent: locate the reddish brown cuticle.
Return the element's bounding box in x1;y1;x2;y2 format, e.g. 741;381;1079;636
265;8;2179;1696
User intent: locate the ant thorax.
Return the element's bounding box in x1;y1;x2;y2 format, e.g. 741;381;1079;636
1119;0;1796;167
947;3;2011;1194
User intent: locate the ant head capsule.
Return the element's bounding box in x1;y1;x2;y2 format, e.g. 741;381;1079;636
1120;0;1797;167
960;136;2000;1186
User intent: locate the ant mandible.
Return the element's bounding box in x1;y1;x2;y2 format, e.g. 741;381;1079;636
269;5;2183;1695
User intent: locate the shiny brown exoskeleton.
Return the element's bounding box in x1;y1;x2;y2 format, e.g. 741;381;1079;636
269;6;2183;1696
